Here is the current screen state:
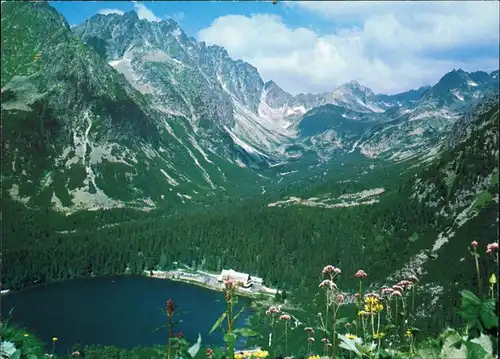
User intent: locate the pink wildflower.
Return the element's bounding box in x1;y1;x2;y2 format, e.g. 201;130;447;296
391;290;402;297
322;265;336;275
355;270;367;279
319;279;337;289
333;267;341;274
304;327;315;334
321;338;330;343
355;293;360;299
280;314;291;321
408;275;419;283
397;280;412;288
381;287;394;295
307;337;315;343
336;294;345;303
392;285;404;292
265;306;280;316
365;292;380;300
486;242;498;254
327;343;333;347
471;240;478;248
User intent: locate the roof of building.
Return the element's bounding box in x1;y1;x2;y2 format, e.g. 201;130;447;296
219;269;263;281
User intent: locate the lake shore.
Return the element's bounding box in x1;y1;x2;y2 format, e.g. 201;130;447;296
142;268;278;300
2;268;296;310
142;268;304;312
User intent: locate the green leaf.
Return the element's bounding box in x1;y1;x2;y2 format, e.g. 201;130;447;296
209;312;227;335
224;332;237;346
417;347;441;359
479;300;498;330
441;330;467;359
234;328;259;337
470;333;494;356
334;317;349;327
377;348;393;359
458;291;482;330
11;349;21;359
460;290;482;306
233;304;248;322
465;341;491;359
383;324;397;331
337;334;363;356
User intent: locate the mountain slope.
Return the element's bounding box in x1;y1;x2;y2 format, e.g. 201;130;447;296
77;11;500;166
1;2;264;214
73;12;288;166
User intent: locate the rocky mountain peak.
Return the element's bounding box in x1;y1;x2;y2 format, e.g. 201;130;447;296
336;80;375;98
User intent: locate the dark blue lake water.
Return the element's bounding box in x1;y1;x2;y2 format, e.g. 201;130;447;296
1;275;251;354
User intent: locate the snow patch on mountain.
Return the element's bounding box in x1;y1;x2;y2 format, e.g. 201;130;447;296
452;90;464;101
224;126;269;158
160;169;179;186
268;187;385;209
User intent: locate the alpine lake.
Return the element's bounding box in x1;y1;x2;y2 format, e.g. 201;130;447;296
1;275;252;355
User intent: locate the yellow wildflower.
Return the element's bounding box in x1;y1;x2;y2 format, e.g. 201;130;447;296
307;356;320;359
405;330;412;338
24;333;30;337
373;332;386;339
235;353;244;359
489;273;497;284
345;333;357;340
358;310;369;316
363;302;384;314
52;337;58;342
243;352;251;357
364;297;378;305
253;351;269;358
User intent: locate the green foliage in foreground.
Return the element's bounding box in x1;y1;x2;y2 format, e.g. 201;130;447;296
4;244;498;359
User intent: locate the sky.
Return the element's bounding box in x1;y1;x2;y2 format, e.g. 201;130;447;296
51;1;499;95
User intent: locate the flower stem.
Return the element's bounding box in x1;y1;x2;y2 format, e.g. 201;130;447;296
285;322;288;357
167;315;173;359
411;285;416;325
332;306;338;359
395;298;398;328
371;312;375;338
356;281;362;336
474;249;482;295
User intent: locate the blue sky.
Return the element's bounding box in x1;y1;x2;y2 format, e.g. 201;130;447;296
50;1;499;95
51;1;337;37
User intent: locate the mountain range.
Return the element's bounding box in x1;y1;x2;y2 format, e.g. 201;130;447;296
2;3;498;215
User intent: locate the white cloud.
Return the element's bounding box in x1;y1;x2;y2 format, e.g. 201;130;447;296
98;8;125;16
197;2;499;95
134;3;161;22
